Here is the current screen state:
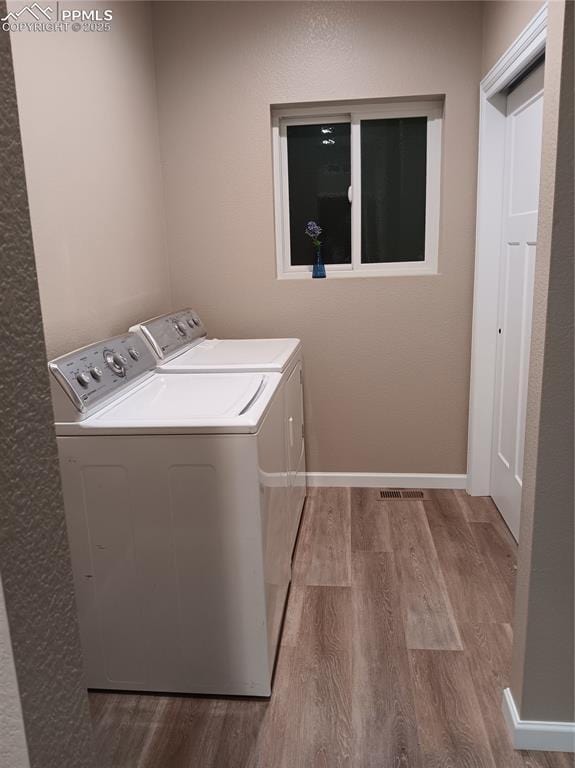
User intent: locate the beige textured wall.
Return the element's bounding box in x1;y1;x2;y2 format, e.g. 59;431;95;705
511;0;574;723
10;1;171;359
481;0;545;76
153;0;483;474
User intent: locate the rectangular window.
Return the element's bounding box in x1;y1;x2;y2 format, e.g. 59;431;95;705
272;100;442;278
361;117;427;264
287;122;351;265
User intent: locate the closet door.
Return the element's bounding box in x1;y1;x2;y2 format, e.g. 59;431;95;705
490;63;544;541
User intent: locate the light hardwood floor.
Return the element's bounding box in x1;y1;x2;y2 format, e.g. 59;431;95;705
89;488;574;768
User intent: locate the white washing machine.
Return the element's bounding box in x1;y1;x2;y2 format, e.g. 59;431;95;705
49;332;294;696
130;309;307;551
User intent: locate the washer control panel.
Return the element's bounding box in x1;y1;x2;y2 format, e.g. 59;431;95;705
134;309;206;360
48;333;155;414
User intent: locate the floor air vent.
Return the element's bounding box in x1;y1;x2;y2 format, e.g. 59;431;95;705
380;489;425;499
401;490;425;499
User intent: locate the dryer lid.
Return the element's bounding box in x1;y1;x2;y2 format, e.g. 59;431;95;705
160;338;301;373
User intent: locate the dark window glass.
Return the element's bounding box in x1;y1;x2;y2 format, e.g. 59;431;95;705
361;117;427;263
287;123;351;265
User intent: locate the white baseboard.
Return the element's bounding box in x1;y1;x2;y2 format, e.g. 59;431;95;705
305;472;467;489
502;688;575;753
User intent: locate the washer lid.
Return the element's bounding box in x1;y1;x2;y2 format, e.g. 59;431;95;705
160;338;301;373
56;373;281;435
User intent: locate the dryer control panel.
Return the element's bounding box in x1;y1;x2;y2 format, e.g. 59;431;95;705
131;309;206;361
49;333;156;415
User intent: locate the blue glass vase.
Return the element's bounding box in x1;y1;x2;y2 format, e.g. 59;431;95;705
312;245;326;279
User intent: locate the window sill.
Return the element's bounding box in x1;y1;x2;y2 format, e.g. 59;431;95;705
277;266;439;280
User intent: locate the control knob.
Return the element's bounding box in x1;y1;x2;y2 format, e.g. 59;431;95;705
89;366;103;381
76;372;91;388
128;347;140;361
103;349;127;377
174;321;187;337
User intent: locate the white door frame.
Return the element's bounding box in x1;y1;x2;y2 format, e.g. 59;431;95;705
466;3;548;496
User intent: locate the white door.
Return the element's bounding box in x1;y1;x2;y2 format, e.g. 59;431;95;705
491;63;544;540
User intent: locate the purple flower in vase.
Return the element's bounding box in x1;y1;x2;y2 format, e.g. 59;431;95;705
305;220;322;247
305;220;326;278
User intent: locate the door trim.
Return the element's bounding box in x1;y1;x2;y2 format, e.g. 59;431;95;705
466;3;548;496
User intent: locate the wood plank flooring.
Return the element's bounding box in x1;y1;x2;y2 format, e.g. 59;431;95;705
89;488;574;768
292;487;351;587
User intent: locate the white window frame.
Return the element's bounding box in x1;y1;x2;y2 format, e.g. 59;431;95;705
272;100;443;279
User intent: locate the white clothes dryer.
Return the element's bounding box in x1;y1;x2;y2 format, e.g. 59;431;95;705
130;308;300;375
